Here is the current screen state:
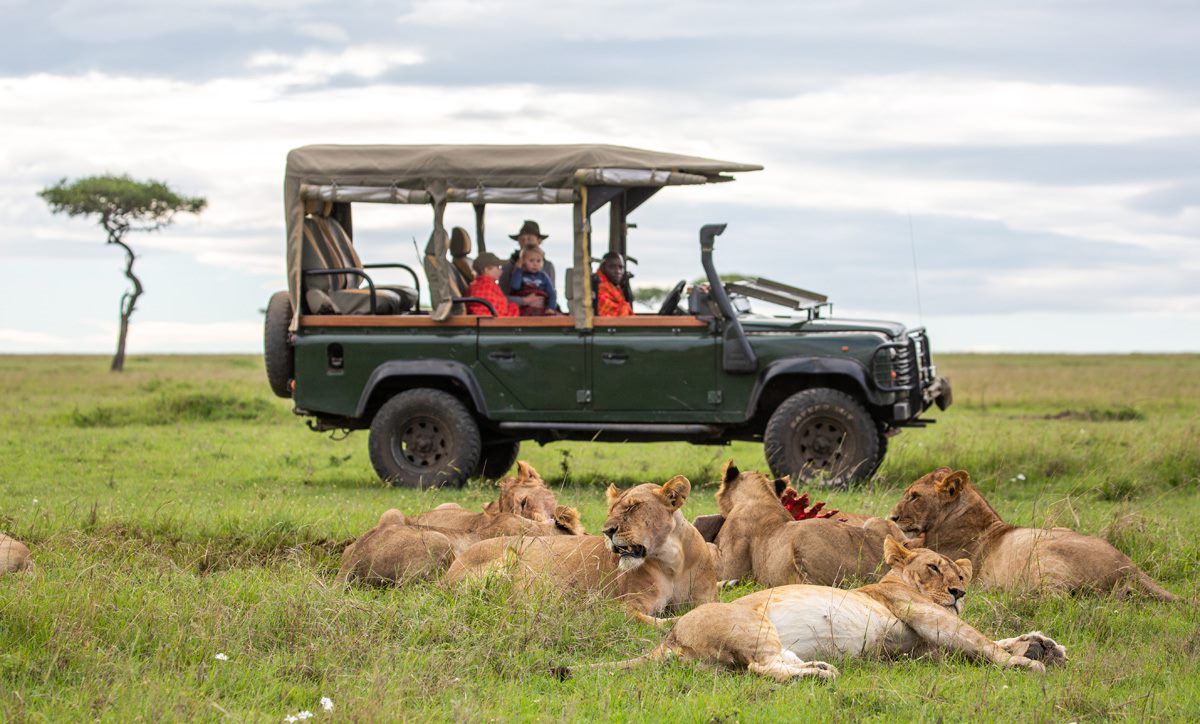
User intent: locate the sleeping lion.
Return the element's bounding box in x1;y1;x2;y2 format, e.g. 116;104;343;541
889;468;1175;600
569;537;1066;681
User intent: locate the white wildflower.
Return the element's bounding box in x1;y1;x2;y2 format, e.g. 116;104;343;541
284;717;298;723
1016;473;1027;481
320;697;334;712
214;653;229;661
32;499;39;505
297;712;313;720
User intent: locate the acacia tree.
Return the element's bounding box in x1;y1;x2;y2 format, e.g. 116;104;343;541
39;175;206;371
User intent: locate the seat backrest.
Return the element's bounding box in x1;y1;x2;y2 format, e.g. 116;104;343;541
302;215;363;291
450;226;475;288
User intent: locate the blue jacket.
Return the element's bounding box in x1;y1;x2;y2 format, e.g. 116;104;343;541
509;268;558;311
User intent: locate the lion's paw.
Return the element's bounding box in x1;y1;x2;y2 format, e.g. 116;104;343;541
996;631;1068;667
1008;656;1046;674
718;579;741;590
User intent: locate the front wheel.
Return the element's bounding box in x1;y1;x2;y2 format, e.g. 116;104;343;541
763;388;882;487
368;389;481;488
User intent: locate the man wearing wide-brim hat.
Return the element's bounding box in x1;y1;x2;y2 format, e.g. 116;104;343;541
499;219;556;310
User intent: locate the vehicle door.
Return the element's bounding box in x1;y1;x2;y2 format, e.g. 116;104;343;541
589;318;719;417
475;318;589;412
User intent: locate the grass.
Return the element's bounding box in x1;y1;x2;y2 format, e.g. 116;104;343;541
1;353;1199;721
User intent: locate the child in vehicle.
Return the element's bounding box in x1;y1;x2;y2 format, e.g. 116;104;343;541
508;245;559;315
465;252;520;317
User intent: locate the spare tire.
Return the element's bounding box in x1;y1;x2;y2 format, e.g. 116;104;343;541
264;291;294;398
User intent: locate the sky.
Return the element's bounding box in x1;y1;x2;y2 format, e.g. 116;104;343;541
1;0;1197;353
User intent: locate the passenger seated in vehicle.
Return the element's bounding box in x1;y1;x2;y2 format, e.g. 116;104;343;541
499;220;555;297
509;245;559;315
592;251;634;317
465;252;519;317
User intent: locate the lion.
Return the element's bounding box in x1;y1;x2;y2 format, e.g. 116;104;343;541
411;461;558;530
713;461;913;587
337;505;584;585
889;468;1176;600
1;533;31;575
445;475;717;624
691;471;871;544
569;537;1066;681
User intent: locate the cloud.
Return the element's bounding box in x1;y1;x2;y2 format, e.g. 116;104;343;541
247;45;424;83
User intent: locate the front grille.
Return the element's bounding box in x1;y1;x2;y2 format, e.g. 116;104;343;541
873;328;935;393
872;341;915;392
909;329;935;387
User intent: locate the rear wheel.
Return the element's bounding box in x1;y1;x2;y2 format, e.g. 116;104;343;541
474;440;520;479
368;389;481;488
763;388;882;487
263;291;294;398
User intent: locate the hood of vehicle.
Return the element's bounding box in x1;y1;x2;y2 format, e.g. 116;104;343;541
740;316;907;338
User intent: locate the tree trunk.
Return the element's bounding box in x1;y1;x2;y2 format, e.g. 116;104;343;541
110;237;142;372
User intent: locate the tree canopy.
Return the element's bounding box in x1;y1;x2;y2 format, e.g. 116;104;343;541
39;174;207;237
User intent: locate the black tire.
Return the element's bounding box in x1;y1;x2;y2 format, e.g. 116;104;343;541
368;389;481;488
763;388;882;487
474;440;520;480
264;291;294;398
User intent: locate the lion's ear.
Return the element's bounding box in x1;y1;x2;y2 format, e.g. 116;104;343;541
721;459;740;485
937;470;969;498
606;484;622;505
553;505;584;534
955;558;973;584
662;475;691;509
884;536;915;567
378;509;405;527
773;478;789;497
516;460;538;481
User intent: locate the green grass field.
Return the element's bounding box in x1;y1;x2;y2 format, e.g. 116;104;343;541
2;353;1198;721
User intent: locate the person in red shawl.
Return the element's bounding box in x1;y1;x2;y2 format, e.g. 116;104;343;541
592;251;634;317
465;252;520;317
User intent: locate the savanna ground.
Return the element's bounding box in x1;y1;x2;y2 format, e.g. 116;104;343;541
1;353;1198;721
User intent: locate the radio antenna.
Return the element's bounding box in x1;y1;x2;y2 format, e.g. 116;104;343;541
908;210;924;325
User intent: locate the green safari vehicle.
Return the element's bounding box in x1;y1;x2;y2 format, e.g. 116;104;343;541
263;144;952;488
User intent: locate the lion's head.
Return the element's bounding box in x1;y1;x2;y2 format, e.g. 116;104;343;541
714;460;789;517
882;536;972;613
888;467;970;538
603;476;690;571
486;461;558;521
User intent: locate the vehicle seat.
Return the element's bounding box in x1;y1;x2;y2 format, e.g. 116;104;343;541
449;227;475;291
302;214;417;314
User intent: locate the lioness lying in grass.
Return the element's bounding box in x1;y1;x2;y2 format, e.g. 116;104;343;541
1;532;31;575
889;468;1176;600
712;461;912;587
446;476;716;625
411;461;558;530
337;506;584;585
570;537;1066;681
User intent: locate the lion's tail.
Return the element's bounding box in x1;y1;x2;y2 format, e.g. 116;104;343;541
1133;570;1177;601
551;642;677;680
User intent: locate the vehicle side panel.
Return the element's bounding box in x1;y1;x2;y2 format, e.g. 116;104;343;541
292;328;479;417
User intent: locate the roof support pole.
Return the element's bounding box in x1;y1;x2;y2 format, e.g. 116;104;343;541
608;192;627;257
473;202;486;253
572;186;593;331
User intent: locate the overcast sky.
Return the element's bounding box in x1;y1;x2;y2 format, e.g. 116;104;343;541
2;0;1197;353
